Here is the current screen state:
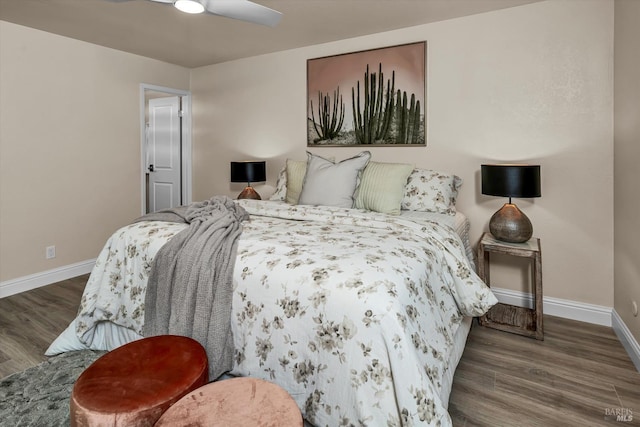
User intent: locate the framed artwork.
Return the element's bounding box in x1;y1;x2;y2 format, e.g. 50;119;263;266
307;41;426;147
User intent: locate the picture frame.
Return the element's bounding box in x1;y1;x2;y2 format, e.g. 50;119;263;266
307;41;426;147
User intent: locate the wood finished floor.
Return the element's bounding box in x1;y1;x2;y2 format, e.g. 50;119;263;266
449;316;640;426
1;275;639;426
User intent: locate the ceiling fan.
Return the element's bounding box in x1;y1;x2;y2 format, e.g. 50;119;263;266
106;0;282;27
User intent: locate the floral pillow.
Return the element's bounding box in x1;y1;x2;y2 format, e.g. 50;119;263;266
269;166;287;201
401;168;463;215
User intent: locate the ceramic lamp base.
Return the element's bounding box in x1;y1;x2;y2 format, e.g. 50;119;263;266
237;186;261;200
489;203;533;243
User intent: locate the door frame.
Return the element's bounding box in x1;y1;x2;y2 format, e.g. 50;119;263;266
139;83;193;215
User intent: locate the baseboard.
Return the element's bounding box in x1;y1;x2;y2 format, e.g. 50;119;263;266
490;287;613;327
612;309;640;372
0;259;95;299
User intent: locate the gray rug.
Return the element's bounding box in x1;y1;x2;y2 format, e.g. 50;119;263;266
0;350;106;427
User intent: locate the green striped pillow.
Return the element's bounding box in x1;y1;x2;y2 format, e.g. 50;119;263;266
285;159;307;204
355;162;414;215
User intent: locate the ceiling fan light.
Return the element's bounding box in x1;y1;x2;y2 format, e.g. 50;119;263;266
174;0;205;14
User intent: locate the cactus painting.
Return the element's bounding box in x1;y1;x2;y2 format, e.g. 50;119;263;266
307;42;425;146
351;63;395;144
394;90;421;144
310;87;345;141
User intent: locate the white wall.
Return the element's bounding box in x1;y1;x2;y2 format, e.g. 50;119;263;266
191;0;614;307
0;0;620;324
614;0;640;350
0;21;191;283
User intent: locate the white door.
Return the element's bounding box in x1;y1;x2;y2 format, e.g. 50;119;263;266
147;96;182;212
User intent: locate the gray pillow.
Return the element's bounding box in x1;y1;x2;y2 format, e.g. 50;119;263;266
298;151;371;208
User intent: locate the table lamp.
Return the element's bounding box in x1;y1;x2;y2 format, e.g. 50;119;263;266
481;164;541;243
230;161;266;200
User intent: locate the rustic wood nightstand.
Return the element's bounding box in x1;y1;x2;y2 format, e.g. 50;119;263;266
477;232;543;340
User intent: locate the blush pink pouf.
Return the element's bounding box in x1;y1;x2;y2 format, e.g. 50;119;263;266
70;335;208;427
154;377;303;427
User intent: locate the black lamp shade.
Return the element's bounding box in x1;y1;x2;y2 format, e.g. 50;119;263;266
481;164;541;198
230;161;266;184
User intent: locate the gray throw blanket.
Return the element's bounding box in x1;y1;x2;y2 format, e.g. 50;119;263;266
136;196;249;380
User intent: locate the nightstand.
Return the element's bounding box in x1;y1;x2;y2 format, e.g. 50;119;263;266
477;232;543;340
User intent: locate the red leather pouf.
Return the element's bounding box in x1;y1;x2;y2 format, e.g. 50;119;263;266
154;377;303;427
70;335;208;427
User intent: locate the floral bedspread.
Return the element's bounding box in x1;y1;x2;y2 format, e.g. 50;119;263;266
72;200;497;427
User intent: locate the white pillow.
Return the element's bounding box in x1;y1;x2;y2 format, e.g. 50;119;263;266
401;168;462;215
283;157;335;204
298;151;371;208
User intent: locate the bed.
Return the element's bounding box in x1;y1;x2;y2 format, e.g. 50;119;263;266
47;155;497;426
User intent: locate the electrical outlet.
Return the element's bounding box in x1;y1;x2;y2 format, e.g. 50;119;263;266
46;245;56;259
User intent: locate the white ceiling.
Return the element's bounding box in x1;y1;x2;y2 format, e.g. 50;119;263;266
0;0;542;68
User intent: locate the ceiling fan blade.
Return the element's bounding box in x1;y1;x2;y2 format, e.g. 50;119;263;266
103;0;173;3
202;0;282;27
